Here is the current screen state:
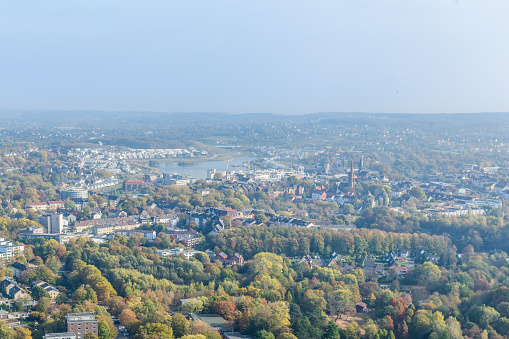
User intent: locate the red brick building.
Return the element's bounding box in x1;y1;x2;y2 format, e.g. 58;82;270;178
123;179;146;191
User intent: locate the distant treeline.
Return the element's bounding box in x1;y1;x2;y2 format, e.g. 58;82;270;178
204;226;452;259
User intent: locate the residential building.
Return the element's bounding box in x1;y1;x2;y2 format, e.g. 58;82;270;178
179;236;203;248
0;238;24;262
20;231;88;244
48;200;66;210
75;217;140;235
156;248;198;259
10;262;28;278
66;313;98;339
400;250;411;258
123;179;146;191
25;202;51;212
113;229;156;240
0;297;11;308
25;200;66;211
33;280;60;299
0;278;29;300
225;253;244;266
215;252;228;263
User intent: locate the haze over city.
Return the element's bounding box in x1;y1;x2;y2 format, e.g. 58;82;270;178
1;0;509;114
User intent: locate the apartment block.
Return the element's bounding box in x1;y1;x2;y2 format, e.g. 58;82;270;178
66;313;98;339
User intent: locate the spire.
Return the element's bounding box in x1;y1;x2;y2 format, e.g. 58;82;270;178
349;160;355;191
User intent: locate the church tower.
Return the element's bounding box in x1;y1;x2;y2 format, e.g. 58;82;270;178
349;160;355;191
359;155;364;171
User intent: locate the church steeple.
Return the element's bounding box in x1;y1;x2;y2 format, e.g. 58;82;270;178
349;160;355;191
359;155;364;171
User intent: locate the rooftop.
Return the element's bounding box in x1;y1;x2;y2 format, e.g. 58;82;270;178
65;312;96;321
224;333;253;339
43;333;77;339
190;314;228;328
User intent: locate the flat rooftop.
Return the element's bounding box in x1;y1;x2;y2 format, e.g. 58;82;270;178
43;333;76;339
190;314;228;328
65;313;96;321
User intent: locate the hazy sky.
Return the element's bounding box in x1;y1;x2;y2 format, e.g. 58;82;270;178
1;1;509;114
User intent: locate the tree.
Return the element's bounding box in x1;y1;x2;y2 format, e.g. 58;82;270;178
0;320;14;339
84;334;99;339
299;290;326;316
65;200;77;211
474;278;491;292
32;285;51;301
343;204;354;214
346;322;360;338
327;289;354;320
46;255;62;273
14;326;32;339
138;323;174;339
181;299;204;314
395;320;408;339
98;317;114;339
249;302;291;335
203;331;222;339
409;187;426;201
35;296;51;313
445;317;463;339
172;313;189;338
254;211;268;224
215;300;239;321
412;262;441;283
256;330;275;339
468;305;500;328
323;320;340;339
277;334;298;339
119;308;139;333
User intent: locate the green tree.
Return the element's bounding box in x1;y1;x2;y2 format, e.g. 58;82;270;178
343;203;354;214
98;317;114;339
0;318;15;338
138;323;174;339
35;296;51;313
256;330;275;339
180;299;204;314
409;187;426;201
277;334;298;339
323;320;341;339
327;289;354;320
65;200;77;211
32;285;51;301
254;211;268;224
171;313;189;338
299;290;326;316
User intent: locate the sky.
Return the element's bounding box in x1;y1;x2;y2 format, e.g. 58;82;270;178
1;0;509;115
